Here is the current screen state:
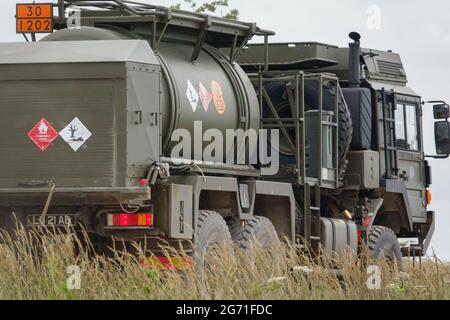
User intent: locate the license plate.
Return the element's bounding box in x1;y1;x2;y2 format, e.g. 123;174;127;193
27;214;77;227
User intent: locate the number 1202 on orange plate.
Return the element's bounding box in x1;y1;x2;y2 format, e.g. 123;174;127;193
16;3;53;34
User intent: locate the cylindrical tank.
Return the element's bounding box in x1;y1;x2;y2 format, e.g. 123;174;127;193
42;27;260;162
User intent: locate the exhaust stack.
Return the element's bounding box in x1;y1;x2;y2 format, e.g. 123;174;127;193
348;31;361;88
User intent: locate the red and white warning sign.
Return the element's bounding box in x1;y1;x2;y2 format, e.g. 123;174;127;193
198;81;213;112
27;118;59;152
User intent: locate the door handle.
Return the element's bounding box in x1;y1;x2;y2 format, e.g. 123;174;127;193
150;112;158;127
399;170;409;182
134;111;143;125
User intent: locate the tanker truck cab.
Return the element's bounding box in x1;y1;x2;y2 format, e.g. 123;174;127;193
236;31;450;259
354;47;449;254
333;43;449;256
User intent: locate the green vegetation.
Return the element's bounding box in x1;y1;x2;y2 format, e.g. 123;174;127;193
171;0;239;20
0;226;448;300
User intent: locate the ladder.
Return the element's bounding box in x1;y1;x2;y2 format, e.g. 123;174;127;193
251;71;342;252
303;183;321;252
381;88;399;178
251;71;340;189
250;70;306;185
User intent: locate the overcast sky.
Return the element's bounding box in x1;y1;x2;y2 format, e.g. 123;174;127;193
1;0;450;260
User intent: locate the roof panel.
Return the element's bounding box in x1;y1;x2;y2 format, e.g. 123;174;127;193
0;40;159;65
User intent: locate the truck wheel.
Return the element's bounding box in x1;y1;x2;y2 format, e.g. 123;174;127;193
367;226;403;268
195;210;232;265
228;216;279;251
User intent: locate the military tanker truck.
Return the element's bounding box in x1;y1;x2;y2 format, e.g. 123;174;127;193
0;0;449;266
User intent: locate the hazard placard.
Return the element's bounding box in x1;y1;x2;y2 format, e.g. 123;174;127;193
59;117;92;152
211;81;226;115
198;81;213;112
186;80;199;112
16;3;53;34
27;118;59;152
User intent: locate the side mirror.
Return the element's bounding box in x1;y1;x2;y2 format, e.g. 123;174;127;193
435;121;450;155
433;104;450;119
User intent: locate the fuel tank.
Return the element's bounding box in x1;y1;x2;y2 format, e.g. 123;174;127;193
42;27;260;160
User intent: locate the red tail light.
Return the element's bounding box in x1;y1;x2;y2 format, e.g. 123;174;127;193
107;213;153;227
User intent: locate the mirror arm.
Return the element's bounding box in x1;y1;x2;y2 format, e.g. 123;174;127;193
425;100;448;105
425;154;450;159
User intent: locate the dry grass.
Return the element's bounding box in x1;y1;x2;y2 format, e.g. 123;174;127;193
0;226;448;300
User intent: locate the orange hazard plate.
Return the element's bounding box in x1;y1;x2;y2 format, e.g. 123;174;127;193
16;3;53;34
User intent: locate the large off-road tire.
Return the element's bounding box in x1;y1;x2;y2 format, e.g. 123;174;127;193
367;226;403;268
194;210;232;265
264;80;353;167
337;95;353;166
228;216;279;251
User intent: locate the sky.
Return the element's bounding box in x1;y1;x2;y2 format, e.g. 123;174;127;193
1;0;450;260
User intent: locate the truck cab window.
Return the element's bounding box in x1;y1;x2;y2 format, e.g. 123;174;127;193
395;103;419;151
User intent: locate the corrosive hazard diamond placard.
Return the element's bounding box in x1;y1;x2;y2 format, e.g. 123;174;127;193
27;118;59;152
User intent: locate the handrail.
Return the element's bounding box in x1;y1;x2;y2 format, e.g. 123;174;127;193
55;0;274;65
58;0;275;36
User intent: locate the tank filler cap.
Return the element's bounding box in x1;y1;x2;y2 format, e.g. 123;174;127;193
349;31;361;43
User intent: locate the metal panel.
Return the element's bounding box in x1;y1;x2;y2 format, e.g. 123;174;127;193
369;81;419;97
361;48;407;84
168;175;241;237
0;74;121;188
381;179;414;230
125;63;162;187
320;218;358;256
345;150;380;189
248;180;296;241
169;184;193;239
342;87;372;150
0;40;158;65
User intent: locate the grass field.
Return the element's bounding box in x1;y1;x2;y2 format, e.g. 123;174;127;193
0;226;449;300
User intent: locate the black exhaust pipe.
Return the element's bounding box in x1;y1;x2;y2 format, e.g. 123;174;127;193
348;31;361;88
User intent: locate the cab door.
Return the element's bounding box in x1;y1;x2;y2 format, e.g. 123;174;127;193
394;95;428;224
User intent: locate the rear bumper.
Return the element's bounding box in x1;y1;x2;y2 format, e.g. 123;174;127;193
0;187;151;206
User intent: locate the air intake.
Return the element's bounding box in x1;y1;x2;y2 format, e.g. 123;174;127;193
377;60;405;77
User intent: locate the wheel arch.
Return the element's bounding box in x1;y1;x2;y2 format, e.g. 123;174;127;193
246;180;296;242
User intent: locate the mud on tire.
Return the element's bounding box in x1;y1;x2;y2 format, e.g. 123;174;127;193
367;225;403;269
228;216;279;251
194;210;232;265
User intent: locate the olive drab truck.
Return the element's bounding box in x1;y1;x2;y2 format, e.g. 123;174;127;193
0;1;449;265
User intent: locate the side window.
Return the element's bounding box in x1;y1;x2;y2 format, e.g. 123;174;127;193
395;104;406;148
405;104;419;151
395;103;420;151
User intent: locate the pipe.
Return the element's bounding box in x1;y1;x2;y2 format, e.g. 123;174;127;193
348;31;361;88
160;157;257;173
